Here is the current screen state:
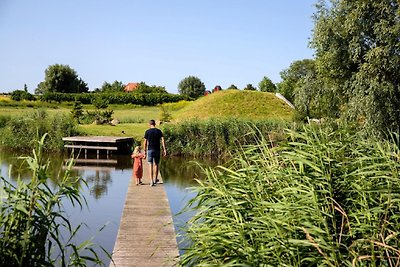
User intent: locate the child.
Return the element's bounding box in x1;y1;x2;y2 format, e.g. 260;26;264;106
131;146;144;185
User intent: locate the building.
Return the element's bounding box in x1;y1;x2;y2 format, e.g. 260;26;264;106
124;82;139;92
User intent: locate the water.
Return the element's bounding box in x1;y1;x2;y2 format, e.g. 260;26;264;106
0;150;215;265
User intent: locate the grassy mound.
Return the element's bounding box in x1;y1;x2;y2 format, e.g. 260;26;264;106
174;90;294;121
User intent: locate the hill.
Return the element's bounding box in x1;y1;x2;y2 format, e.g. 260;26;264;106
173;90;294;121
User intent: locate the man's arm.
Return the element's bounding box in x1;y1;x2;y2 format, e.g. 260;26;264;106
143;139;148;159
161;136;167;157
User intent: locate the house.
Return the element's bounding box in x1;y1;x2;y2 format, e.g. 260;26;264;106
124;82;139;92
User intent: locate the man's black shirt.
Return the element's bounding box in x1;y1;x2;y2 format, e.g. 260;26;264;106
144;128;164;151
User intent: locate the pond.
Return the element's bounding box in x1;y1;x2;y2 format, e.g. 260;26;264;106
0;149;217;266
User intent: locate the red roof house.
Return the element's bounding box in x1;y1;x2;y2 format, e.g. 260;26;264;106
124;82;139;92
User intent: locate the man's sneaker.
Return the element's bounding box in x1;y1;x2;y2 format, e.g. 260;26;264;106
150;182;155;186
155;179;160;184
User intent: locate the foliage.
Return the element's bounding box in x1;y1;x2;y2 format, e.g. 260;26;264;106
92;95;109;109
258;76;276;92
311;0;400;136
98;80;125;93
35;64;89;94
40;92;190;106
10;90;35;101
0;135;107;266
277;59;315;103
181;125;400;266
159;105;172;122
174;90;294;121
243;84;256;91
71;101;84;123
83;110;114;124
178;76;206;99
134;82;167;94
227;84;238;90
163;118;293;157
294;69;340;120
0;109;80;151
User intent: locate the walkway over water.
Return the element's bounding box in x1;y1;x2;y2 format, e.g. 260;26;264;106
63;136;133;157
110;166;179;266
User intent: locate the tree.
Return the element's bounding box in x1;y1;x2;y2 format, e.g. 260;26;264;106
244;84;256;91
10;90;35;101
35;64;89;94
277;59;315;103
258;76;276;92
178;76;206;98
70;101;84;123
311;0;400;135
134;82;167;94
100;81;125;92
227;84;238;90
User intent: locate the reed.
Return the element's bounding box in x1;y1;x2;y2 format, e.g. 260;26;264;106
180;125;400;266
0;135;107;266
0;109;80;151
162;118;295;158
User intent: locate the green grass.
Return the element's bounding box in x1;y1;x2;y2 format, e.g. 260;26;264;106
78;123;149;141
174;90;294;121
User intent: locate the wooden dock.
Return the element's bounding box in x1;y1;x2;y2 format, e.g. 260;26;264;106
63;136;133;157
110;166;179;267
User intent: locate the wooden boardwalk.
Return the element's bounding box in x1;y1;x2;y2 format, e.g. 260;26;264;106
63;136;133;156
110;166;179;267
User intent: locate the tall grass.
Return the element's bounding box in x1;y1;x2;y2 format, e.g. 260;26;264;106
0;135;107;266
162;118;295;158
0;109;81;151
181;125;400;266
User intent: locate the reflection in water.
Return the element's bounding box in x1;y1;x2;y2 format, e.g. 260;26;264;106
160;156;221;189
0;148;220;263
86;170;112;199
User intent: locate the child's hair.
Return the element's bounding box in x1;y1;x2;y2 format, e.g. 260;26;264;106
133;146;141;155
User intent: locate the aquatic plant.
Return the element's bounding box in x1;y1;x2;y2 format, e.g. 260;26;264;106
0;135;108;266
181;125;400;266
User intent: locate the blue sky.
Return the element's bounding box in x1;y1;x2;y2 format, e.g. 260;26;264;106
0;0;316;94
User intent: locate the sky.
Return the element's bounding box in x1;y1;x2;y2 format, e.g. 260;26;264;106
0;0;316;94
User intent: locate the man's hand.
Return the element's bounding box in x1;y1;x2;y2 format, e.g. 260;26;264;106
163;150;167;157
143;151;147;159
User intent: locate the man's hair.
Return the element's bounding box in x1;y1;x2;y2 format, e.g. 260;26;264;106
149;119;156;126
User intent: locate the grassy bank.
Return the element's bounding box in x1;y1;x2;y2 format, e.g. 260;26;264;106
181;125;400;266
174;90;294;121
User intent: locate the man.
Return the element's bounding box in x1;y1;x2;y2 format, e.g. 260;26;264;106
143;119;167;186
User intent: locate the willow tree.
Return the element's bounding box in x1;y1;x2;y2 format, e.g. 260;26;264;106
311;0;400;135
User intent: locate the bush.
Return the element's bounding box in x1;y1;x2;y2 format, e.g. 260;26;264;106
181;125;400;266
39;92;191;105
10;90;35;101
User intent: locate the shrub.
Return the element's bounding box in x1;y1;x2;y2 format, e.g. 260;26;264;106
10;90;35;101
181;125;400;266
40;92;191;105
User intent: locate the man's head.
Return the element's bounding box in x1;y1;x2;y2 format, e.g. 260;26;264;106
149;119;156;127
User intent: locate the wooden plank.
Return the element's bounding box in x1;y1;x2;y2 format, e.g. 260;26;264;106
64;144;118;150
110;166;179;267
63;136;133;143
64;158;118;164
